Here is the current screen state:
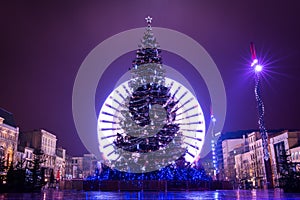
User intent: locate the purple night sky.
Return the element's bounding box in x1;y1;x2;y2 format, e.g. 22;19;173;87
1;1;300;156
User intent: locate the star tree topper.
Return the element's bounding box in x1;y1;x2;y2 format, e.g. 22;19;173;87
145;16;153;25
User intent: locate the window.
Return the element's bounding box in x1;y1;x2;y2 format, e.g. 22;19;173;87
0;146;4;157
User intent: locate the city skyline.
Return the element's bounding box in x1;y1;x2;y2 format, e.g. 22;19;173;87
1;1;300;156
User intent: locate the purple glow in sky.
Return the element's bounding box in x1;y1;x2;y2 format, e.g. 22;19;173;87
1;1;300;156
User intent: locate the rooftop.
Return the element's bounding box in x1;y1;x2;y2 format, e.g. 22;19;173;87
0;107;17;128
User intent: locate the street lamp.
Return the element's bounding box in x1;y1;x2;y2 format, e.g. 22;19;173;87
250;43;269;161
249;42;273;188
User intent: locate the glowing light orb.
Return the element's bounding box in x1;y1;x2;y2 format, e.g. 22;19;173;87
255;64;263;72
251;59;258;67
211;115;217;123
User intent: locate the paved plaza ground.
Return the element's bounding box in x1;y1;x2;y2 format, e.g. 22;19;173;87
1;189;300;199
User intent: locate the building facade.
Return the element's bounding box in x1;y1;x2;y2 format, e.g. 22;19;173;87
15;146;34;169
221;130;300;189
269;130;300;187
222;137;247;182
55;147;66;181
18;129;57;183
70;154;100;179
234;150;251;188
248;131;266;188
64;154;73;180
82;154;100;178
291;146;300;163
0;109;19;170
72;156;83;179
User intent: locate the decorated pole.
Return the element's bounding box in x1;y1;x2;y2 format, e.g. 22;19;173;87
250;42;273;188
250;42;269;161
210;106;218;180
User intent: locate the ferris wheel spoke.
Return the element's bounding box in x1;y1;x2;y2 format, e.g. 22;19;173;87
177;121;202;126
100;120;118;124
122;85;131;96
174;113;200;121
107;149;117;157
176;105;198;116
181;128;203;132
109;96;124;108
101;111;120;118
103;143;115;148
101;134;117;139
175;97;194;111
111;154;122;162
172;86;181;99
186;151;195;158
168;81;174;89
116;90;126;101
184;142;199;150
177;91;188;102
183;135;202;141
101;128;121;131
105;103;121;113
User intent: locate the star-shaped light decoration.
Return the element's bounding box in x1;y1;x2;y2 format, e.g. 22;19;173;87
145;16;153;24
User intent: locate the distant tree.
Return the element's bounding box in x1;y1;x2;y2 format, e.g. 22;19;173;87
8;148;47;192
0;147;7;186
6;163;26;192
278;150;300;193
27;149;46;191
49;169;55;188
0;155;6;174
0;156;5;172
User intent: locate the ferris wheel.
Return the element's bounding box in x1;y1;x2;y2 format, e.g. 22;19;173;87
97;77;205;173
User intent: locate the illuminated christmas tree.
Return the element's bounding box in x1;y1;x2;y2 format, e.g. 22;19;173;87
95;17;209;182
112;16;185;173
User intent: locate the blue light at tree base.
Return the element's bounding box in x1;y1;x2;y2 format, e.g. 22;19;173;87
87;157;211;182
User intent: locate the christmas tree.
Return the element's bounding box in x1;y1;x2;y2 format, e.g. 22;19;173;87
96;17;209;181
112;16;186;173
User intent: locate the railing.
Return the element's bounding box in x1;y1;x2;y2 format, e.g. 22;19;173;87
59;180;233;191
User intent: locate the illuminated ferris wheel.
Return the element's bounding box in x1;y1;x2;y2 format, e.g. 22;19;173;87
97;78;205;173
